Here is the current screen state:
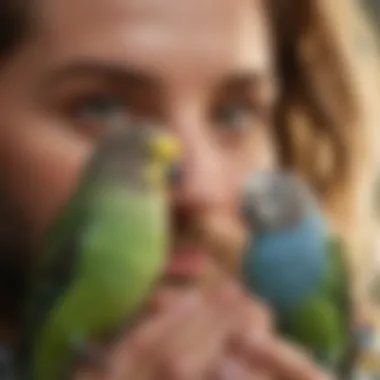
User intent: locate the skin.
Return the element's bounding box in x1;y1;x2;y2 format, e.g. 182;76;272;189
0;0;332;378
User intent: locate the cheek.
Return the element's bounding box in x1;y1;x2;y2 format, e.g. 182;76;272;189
0;121;92;240
223;124;276;199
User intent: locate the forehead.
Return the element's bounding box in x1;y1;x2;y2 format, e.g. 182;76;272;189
37;0;272;84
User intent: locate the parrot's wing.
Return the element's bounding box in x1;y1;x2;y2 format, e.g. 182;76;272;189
19;205;88;373
325;236;358;378
34;189;88;280
284;237;356;374
324;237;350;309
286;295;346;369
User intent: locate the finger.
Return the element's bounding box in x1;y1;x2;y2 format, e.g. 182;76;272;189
237;295;275;335
154;283;241;379
238;336;333;380
213;356;273;380
147;287;188;313
108;291;202;380
229;295;275;361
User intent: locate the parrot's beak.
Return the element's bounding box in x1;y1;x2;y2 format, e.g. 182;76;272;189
149;132;181;164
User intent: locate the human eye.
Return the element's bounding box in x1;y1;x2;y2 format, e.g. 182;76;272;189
214;102;258;132
72;94;130;138
209;74;274;151
210;100;263;151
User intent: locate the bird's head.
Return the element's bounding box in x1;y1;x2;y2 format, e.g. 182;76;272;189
88;125;181;192
144;130;181;190
241;171;314;232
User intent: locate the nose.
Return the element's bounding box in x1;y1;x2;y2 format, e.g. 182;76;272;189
168;103;227;214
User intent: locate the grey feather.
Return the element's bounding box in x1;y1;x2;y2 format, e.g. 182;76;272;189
241;171;317;232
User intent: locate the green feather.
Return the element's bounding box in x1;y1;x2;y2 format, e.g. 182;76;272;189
285;295;346;367
283;236;353;372
20;134;172;380
24;186;168;380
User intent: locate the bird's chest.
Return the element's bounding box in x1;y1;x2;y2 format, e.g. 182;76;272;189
244;219;328;316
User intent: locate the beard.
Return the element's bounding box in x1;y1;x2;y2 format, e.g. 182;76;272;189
0;194;33;325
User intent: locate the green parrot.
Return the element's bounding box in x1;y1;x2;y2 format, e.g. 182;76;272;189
241;171;357;376
18;126;180;380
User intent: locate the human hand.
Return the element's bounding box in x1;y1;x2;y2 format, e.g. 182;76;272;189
74;283;251;380
211;293;335;380
74;283;333;380
219;334;335;380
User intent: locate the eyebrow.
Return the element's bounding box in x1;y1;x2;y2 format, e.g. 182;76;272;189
41;61;160;90
41;61;274;102
220;71;273;90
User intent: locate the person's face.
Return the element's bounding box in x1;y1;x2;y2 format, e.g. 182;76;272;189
0;0;277;280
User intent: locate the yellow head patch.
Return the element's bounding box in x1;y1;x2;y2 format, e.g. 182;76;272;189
145;131;181;188
149;132;181;164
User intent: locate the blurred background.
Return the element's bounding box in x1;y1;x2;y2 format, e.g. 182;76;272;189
353;1;380;376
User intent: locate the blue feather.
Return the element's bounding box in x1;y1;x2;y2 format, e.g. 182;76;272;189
243;212;328;318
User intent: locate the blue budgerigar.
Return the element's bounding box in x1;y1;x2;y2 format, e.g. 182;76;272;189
240;171;356;375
